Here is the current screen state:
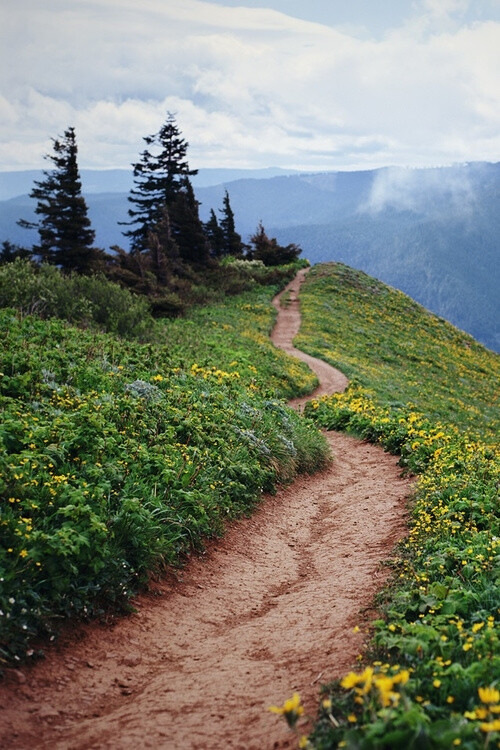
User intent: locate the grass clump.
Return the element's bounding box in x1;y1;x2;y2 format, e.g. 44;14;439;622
284;263;500;749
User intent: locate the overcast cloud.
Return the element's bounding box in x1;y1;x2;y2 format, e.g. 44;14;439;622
1;0;499;171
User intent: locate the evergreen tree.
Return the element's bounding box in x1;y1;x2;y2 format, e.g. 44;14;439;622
123;113;198;253
18;127;96;273
169;179;210;266
219;190;243;256
205;208;225;257
145;205;182;284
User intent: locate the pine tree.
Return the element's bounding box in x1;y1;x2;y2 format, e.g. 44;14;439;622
123;113;198;253
18;127;96;273
205;208;225;257
169;179;210;266
219;190;243;256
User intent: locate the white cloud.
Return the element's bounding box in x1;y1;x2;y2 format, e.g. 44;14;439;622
0;0;499;170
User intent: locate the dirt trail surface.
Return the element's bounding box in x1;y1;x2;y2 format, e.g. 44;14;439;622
0;272;412;750
271;268;349;406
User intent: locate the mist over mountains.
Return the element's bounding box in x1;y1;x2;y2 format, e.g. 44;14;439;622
0;162;498;352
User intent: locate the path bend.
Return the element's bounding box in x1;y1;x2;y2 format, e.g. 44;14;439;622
271;267;349;406
0;272;411;750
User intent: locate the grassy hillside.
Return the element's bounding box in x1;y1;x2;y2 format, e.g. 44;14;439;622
0;274;328;663
296;263;499;441
2;258;499;747
283;263;500;750
275;207;500;353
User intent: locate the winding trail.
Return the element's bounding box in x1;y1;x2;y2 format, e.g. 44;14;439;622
0;272;412;750
271;268;349;406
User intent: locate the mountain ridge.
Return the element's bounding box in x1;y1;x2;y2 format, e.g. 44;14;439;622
0;162;498;352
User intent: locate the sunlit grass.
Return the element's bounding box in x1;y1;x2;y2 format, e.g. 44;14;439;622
296;263;499;442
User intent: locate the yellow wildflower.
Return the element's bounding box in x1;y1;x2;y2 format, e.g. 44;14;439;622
480;720;500;733
478;687;500;705
269;692;304;728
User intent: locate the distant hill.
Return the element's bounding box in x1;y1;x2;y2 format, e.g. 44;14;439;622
0;166;299;201
1;162;498;352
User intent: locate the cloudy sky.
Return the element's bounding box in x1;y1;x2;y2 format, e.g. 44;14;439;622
1;0;499;172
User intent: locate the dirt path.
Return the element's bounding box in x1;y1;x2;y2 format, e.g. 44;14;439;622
0;273;412;750
271;268;349;406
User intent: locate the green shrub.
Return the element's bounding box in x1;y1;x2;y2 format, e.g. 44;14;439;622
0;259;152;339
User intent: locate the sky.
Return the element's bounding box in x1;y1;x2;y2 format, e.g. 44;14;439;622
1;0;499;172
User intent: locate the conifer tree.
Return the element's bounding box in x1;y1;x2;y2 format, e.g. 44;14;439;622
205;208;225;257
169;179;210;266
19;127;96;273
249;221;301;266
219;190;243;256
123;113;198;253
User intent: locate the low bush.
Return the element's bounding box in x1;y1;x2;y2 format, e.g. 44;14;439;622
0;259;152;339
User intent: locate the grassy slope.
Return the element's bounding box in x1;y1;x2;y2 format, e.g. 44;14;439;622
296;263;499;441
0;280;328;662
292;263;500;750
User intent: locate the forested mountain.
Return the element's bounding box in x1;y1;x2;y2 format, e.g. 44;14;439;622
1;162;498;351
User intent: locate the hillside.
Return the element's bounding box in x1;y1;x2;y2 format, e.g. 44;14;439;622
297;263;499;441
1;162;498;352
0;268;328;664
1;262;498;749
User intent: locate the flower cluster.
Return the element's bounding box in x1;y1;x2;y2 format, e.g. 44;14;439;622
340;666;410;709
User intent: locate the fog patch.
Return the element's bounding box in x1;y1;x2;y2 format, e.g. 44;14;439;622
361;165;478;218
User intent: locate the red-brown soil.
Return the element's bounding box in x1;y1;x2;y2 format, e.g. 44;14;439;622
0;271;412;750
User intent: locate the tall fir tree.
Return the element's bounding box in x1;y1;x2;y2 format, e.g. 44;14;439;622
18;127;96;273
205;208;225;257
123;113;198;254
219;190;243;256
169;179;210;266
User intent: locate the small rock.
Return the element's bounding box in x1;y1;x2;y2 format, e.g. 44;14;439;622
122;653;142;668
38;706;60;719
